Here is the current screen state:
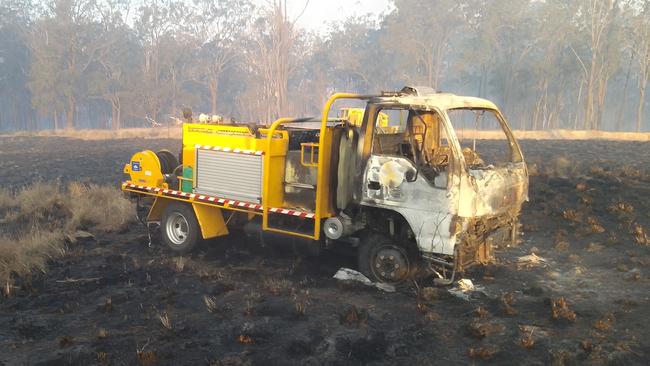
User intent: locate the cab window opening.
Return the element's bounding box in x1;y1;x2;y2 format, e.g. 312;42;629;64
370;107;452;189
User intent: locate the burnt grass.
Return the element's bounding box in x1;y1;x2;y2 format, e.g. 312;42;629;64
1;135;649;365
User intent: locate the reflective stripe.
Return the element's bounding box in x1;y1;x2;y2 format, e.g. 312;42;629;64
123;182;315;219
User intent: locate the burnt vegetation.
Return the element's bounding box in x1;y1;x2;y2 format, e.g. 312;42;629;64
0;137;648;364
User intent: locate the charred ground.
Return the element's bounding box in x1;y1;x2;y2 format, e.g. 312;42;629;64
0;136;649;365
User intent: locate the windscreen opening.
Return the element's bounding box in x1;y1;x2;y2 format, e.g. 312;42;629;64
447;108;521;169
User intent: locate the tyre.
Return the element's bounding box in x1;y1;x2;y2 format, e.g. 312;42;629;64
358;234;416;284
161;202;200;254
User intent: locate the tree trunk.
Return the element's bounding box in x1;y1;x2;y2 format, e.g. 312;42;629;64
111;99;121;130
423;48;435;88
595;75;609;130
171;70;177;119
574;80;584;129
65;95;75;130
616;52;633;131
209;76;219;115
584;56;598;130
638;85;646;132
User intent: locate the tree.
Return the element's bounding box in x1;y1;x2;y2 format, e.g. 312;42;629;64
323;16;396;92
133;0;190;125
630;5;650;132
0;0;36;130
573;0;618;130
189;0;253;115
461;0;536;119
381;0;465;89
242;1;306;122
28;0;105;129
0;0;645;132
88;0;140;129
528;0;583;130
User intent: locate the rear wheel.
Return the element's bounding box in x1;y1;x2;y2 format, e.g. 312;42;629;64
358;235;416;284
161;203;200;254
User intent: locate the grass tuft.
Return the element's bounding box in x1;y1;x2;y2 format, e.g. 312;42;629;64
0;182;134;293
67;183;134;232
0;230;64;285
203;295;219;313
551;297;577;322
0;188;15;209
158;311;172;330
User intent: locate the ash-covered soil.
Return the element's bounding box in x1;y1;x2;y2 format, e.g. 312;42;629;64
1;136;649;365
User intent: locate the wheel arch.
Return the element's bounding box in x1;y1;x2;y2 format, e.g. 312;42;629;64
149;197;228;240
147;196;171;222
191;203;229;239
361;206;419;252
361;204;458;256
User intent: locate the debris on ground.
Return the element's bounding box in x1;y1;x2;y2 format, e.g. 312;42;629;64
448;279;487;301
517;253;548;268
332;268;396;292
65;230;96;243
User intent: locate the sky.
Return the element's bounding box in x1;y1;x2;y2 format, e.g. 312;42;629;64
256;0;394;34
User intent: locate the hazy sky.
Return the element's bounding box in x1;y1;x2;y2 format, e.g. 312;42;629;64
259;0;393;33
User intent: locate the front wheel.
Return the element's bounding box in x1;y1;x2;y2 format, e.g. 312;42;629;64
358;235;416;284
161;202;200;254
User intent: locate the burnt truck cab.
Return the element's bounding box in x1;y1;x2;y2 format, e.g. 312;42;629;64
331;86;528;283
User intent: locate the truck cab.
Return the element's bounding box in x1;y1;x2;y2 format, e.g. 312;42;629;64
122;86;528;284
337;87;528;283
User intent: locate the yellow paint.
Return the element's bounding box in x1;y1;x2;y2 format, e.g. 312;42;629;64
123;150;167;188
147;197;171;222
139;195;228;239
192;203;229;239
181;122;288;209
340;108;398;134
262;117;296;235
314;93;365;240
316;126;335;215
300;143;319;167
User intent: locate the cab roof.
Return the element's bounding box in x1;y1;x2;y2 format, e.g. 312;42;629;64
370;86;499;111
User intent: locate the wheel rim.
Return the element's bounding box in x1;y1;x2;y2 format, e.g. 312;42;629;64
370;244;411;283
166;212;189;246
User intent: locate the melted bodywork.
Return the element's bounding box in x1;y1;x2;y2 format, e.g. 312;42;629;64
355;90;528;272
